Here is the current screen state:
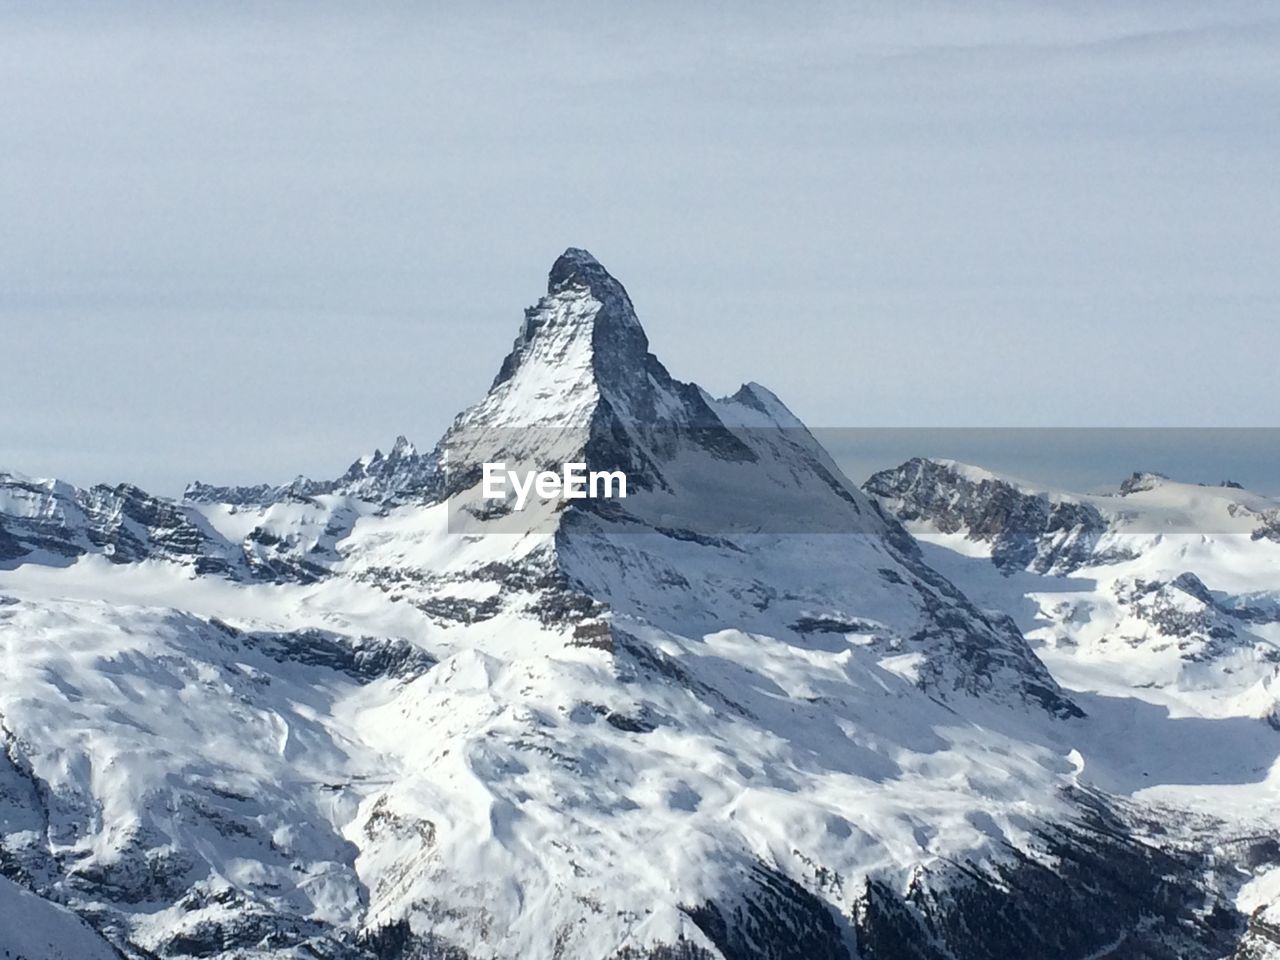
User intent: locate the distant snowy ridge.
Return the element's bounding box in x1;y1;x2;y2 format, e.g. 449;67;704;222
865;456;1280;674
185;434;439;506
867;454;1280;955
867;458;1280;572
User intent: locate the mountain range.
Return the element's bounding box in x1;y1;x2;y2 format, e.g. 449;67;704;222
2;250;1278;959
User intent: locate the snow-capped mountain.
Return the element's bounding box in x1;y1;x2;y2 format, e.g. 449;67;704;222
865;458;1280;702
0;252;1265;959
867;457;1280;956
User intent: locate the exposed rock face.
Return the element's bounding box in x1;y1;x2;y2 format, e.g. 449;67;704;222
224;621;436;682
1119;471;1171;496
1235;908;1280;960
864;458;1111;574
1106;572;1278;662
0;473;241;574
853;795;1238;960
1250;510;1280;544
185;434;440;507
0;472;356;584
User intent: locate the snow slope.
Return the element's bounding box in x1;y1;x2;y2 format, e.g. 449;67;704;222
0;875;120;960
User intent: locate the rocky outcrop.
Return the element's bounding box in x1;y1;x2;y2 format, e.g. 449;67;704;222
852;800;1237;960
186;435;440;507
0;473;240;574
864;458;1111;574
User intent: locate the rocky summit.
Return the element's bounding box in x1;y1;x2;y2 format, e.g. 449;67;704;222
0;251;1276;959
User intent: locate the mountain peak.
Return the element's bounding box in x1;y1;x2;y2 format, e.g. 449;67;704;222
547;247;614;295
1119;470;1169;496
483;247;649;404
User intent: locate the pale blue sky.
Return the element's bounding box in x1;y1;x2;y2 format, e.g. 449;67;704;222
2;3;1278;493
